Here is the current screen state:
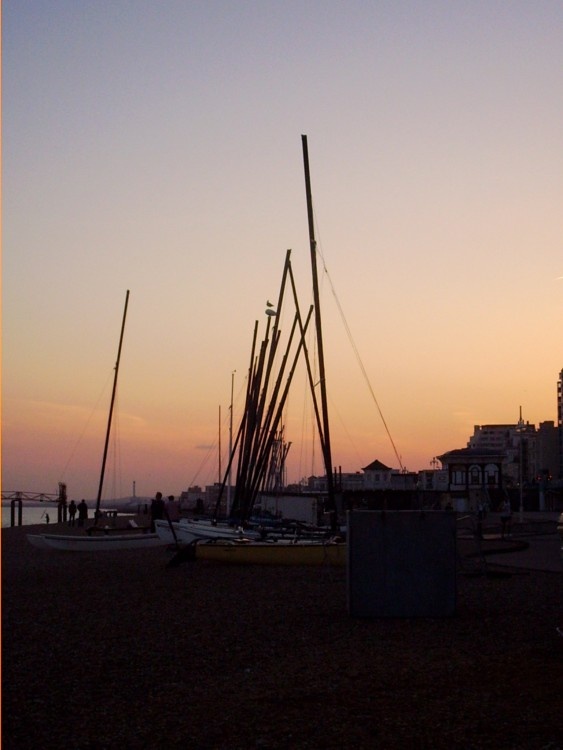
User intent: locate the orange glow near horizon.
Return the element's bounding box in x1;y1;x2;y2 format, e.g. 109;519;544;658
3;3;562;500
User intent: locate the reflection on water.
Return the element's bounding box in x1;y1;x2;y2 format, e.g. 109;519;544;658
2;504;63;527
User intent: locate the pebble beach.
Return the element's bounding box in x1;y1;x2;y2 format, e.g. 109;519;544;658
2;518;562;749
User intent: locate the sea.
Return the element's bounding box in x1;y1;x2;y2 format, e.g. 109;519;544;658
2;504;60;527
1;502;138;528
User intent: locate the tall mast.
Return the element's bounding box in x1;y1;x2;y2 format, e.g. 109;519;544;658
95;290;130;521
218;405;222;484
301;135;336;523
227;369;235;515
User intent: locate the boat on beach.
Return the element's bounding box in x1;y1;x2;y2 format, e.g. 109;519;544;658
154;518;262;545
26;292;169;553
194;537;346;566
154;515;331;546
167;136;343;566
26;531;166;551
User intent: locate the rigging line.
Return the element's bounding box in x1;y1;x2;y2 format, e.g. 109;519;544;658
326;391;366;470
296;375;307;487
59;368;115;482
333;291;404;471
314;231;405;472
296;344;313;485
188;439;218;489
187;374;248;489
109;389;122;503
308;308;319;479
188;400;238;489
295;312;320;483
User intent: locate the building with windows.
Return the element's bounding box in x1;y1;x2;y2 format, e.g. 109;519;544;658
180;370;563;516
537;421;559;482
436;448;504;488
361;459;418;490
468;424;513;452
464;416;560;487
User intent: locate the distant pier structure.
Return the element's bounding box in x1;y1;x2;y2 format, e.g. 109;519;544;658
2;484;64;526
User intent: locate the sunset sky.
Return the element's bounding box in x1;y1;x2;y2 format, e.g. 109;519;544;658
3;1;562;503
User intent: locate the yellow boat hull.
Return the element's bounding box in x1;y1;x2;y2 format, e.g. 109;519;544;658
195;540;346;566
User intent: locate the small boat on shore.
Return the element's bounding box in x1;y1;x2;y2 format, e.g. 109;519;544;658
194;538;346;567
154;518;262;545
154;517;325;546
27;532;166;551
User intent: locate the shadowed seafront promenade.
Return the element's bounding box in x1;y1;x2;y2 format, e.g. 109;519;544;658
2;516;561;749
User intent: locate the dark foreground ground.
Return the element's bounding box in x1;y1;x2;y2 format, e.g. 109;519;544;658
2;518;562;749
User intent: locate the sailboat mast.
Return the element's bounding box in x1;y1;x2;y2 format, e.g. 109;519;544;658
301;135;336;522
95;290;130;520
218;405;222;484
226;370;235;516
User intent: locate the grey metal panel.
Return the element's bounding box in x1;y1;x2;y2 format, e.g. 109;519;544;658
347;511;457;618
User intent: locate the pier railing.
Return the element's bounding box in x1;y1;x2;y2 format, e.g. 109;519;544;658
1;491;60;527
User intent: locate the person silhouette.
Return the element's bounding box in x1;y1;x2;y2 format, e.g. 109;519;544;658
68;500;77;526
77;499;88;527
150;492;165;531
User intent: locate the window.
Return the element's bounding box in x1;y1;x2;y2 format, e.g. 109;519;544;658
452;470;466;485
485;464;499;486
470;467;481;485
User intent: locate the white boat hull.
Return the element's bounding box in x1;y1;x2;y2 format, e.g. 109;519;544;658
27;535;51;550
26;532;166;551
154;519;259;545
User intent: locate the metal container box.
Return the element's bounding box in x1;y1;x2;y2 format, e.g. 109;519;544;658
347;510;457;617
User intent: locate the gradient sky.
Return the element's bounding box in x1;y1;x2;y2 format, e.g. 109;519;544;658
3;1;562;502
